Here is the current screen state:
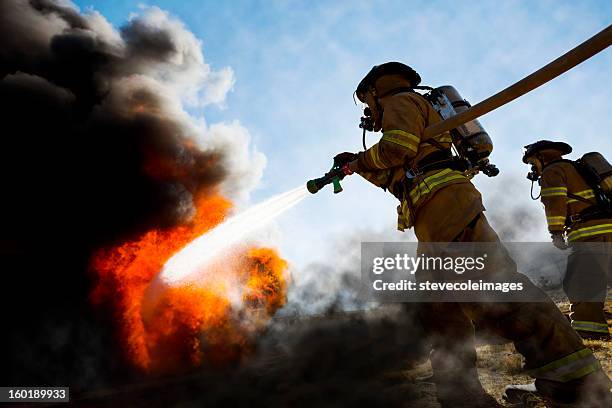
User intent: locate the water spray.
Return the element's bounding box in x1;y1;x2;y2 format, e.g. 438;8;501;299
159;186;309;284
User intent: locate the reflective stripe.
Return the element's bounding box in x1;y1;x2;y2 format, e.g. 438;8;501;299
567;189;596;204
568;223;612;242
572;320;610;334
541;187;567;197
384;129;420;143
367;145;386;168
546;216;566;226
526;348;600;383
409;168;467;205
382;130;419;152
422;134;452;146
397;200;411;231
410;168;454;202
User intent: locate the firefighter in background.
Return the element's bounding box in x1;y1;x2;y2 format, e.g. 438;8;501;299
335;62;611;407
523;140;612;340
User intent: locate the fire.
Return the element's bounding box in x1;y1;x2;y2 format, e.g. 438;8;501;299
90;194;288;373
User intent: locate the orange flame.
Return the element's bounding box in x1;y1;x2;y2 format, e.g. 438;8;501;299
90;194;288;373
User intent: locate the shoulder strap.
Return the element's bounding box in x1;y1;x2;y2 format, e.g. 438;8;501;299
542;159;599;206
567;159;610;210
424;137;448;152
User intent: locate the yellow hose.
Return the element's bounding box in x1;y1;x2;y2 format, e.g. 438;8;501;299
424;25;612;138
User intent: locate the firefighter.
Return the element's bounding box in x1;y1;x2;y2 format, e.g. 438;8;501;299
523;140;612;340
335;62;611;407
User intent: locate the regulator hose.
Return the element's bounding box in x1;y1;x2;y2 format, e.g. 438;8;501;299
530;180;541;200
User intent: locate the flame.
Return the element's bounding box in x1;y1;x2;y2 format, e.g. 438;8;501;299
90;194;288;373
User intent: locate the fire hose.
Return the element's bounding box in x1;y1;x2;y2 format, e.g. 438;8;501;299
307;24;612;194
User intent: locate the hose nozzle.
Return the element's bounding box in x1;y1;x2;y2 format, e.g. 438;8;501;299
306;179;320;194
306;166;345;194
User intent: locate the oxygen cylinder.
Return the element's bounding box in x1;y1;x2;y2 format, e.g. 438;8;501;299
428;86;493;162
581;152;612;194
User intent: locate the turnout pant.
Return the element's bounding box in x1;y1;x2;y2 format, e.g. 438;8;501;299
417;213;600;402
564;234;612;337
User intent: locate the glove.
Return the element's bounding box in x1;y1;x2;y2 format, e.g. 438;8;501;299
341;163;354;176
551;232;568;250
333;152;357;167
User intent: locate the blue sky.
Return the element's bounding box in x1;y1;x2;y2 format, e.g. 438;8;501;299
72;0;612;269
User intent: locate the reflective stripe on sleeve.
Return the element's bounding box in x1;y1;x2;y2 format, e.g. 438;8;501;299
546;216;566;227
367;145;386;168
572;320;610;334
567;224;612;242
541;187;568;197
526;348;600;383
381;130;419;152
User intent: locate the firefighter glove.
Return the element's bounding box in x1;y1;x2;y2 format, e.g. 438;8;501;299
334;152;358;167
551;232;568;250
341;162;354;176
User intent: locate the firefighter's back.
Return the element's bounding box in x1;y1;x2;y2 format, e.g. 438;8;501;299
544;160;612;242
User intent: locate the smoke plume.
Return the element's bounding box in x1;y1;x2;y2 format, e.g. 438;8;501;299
1;0;264;387
282;226;411;315
481;173;548;242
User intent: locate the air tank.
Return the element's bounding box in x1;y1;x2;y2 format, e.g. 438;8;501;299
581;152;612;194
428;86;493;162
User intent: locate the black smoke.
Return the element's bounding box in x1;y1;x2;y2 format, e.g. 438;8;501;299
0;2;433;400
0;0;240;388
68;308;432;407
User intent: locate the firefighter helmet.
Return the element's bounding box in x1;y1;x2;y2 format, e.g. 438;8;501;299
522;140;572;163
356;62;421;102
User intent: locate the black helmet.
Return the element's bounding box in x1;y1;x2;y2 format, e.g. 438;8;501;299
522;140;572;163
356;62;421;102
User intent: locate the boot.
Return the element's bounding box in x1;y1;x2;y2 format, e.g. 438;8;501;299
504;370;612;407
503;383;540;407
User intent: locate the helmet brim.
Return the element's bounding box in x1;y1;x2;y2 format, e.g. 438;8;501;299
522;141;572;163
